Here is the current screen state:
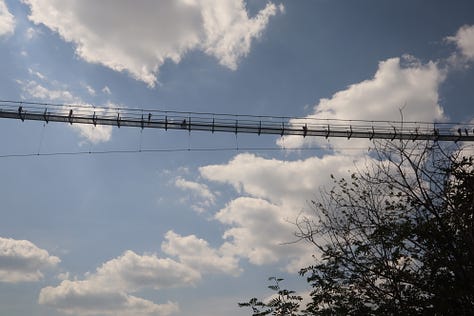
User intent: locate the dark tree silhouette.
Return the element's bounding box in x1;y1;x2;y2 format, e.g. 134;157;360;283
240;141;474;315
238;277;302;316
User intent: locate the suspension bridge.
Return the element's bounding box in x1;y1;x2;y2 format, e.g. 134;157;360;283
1;100;474;142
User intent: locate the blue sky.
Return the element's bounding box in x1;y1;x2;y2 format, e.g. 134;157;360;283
1;1;474;315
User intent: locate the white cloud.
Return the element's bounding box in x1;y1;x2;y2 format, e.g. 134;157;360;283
0;0;14;36
200;1;282;70
174;177;216;213
90;250;200;291
448;24;474;61
23;0;283;87
277;56;446;152
161;152;364;274
200;153;358;208
161;230;240;276
0;237;60;283
40;233;244;315
196;55;448;266
199;153;364;271
215;197;306;267
18;79;113;144
39;250;196;316
73;118;113;144
26;26;40;40
20;79;74;101
174;177;215;203
28;68;46;80
56;272;70;281
39;282;179;316
195;58;448;270
185;55;450;272
102;86;111;95
83;84;96;96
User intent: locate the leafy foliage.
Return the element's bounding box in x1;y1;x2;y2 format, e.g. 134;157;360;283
239;141;474;315
238;277;302;316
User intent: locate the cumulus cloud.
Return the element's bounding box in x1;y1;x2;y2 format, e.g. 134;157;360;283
0;0;14;36
39;283;179;316
201;1;282;70
39;250;196;316
195;56;450;270
174;177;216;213
277;56;446;152
18;79;113;144
23;0;283;87
0;237;60;283
199;153;364;271
162;230;240;276
40;242;243;315
215;197;306;267
448;24;474;61
89;250;200;291
174;177;216;203
200;153;359;208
